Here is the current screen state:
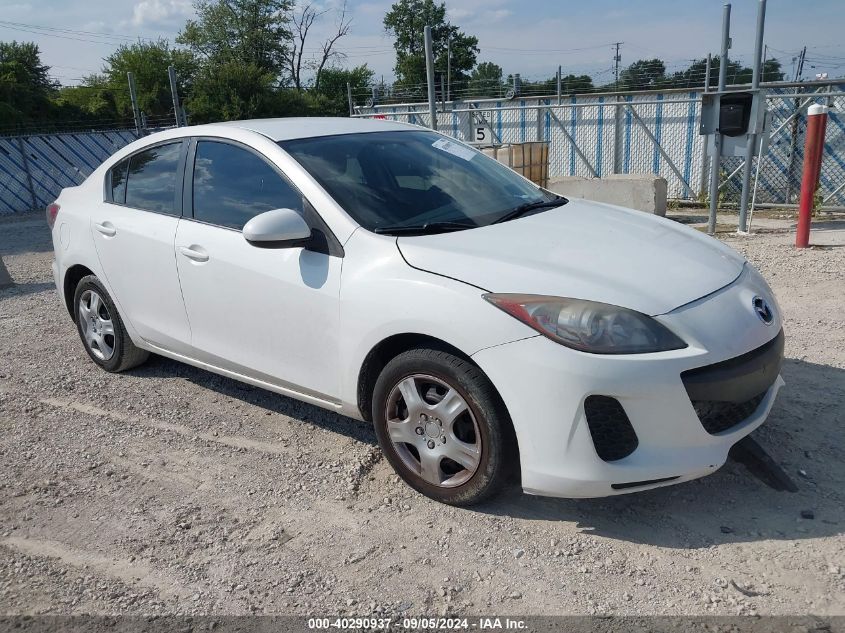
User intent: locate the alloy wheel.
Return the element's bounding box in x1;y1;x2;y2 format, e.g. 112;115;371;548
384;374;482;488
78;289;116;361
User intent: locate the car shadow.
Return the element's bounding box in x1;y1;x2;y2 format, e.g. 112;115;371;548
131;354;844;547
0;281;55;299
128;354;378;446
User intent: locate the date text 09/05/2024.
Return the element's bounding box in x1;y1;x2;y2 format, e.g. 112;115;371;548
307;617;528;630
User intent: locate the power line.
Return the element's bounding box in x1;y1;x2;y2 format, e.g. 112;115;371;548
0;20;142;42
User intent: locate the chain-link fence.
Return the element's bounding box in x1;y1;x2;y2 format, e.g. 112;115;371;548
355;80;845;208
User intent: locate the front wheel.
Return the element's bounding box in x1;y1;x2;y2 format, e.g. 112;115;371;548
372;347;516;506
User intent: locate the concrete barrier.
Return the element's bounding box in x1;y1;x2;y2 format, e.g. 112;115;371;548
547;174;668;216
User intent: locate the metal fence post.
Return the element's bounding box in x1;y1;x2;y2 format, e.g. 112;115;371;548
424;26;438;131
708;3;731;235
127;72;142;136
613;96;624;174
346;82;354;116
699;53;713;197
168;65;184;128
737;0;767;233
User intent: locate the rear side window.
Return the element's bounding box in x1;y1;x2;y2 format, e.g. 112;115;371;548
109;159;129;204
192;140;303;230
125;142;182;215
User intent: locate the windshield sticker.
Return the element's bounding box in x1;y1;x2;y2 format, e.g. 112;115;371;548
432;138;476;161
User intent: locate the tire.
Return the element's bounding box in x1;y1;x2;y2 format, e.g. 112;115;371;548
372;346;517;506
72;275;149;373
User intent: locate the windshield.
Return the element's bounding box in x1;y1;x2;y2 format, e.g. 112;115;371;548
280;130;560;233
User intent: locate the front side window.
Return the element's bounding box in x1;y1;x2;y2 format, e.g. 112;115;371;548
125;142;182;215
280;130;559;233
192;141;303;230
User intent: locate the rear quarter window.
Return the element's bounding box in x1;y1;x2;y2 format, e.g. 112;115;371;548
124;142;182;215
108;159;129;204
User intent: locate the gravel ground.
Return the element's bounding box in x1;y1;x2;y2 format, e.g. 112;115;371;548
0;212;843;617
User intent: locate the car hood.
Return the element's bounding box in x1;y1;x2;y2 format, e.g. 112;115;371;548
396;199;745;316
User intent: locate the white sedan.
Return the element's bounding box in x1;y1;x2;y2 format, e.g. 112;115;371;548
48;117;784;506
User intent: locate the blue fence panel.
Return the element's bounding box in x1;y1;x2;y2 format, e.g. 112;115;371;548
0;128;140;215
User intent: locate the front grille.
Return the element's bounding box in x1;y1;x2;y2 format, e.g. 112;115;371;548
681;330;783;435
692;392;766;435
584;396;639;462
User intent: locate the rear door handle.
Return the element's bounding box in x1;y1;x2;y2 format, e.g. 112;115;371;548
179;245;209;263
94;221;116;237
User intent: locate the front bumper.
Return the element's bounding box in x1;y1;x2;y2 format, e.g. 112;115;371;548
471;265;785;498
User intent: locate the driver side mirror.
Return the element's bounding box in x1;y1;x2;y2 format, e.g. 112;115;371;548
243;208;312;248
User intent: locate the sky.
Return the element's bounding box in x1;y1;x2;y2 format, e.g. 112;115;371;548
1;0;843;87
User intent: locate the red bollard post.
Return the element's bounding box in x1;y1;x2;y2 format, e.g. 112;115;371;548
796;104;828;248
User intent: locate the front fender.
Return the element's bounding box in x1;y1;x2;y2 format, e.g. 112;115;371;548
336;229;535;417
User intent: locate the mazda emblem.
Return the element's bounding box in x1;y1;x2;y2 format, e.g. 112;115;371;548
752;296;774;325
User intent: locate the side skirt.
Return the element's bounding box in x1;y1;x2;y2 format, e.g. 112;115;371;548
139;341;345;414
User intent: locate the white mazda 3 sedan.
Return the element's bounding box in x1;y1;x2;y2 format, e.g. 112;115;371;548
47;117;785;506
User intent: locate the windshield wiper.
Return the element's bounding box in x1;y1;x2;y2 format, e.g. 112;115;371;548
373;220;476;235
491;196;568;225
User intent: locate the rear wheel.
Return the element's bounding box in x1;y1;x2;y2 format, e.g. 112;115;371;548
372;347;516;506
73;275;148;372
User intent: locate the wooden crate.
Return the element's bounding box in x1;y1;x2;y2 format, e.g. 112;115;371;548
481;142;549;187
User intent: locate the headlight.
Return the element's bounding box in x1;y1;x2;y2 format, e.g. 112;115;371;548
483;294;687;354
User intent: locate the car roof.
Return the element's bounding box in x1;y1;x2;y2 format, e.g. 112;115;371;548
193;116;419;141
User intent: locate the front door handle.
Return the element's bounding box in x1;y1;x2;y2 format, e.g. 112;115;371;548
179;245;209;263
94;221;116;237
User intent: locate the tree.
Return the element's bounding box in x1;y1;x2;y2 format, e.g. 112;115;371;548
383;0;478;90
285;1;352;92
178;0;293;78
560;74;593;93
187;61;278;122
313;1;351;92
315;64;374;114
467;61;502;95
670;56;784;89
97;40;196;119
0;41;55;124
53;76;120;121
619;58;666;91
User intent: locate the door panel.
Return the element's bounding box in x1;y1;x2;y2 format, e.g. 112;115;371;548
91;141;191;353
175;138;342;400
174;220;342;399
91;205;191;352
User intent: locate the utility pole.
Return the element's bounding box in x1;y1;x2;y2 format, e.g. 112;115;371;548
738;0;767;233
762;44;768;81
556;65;562;105
795;46;807;81
613;42;622;88
708;3;731;235
424;25;438;131
168;65;183;128
127;72;142;136
446;35;451;103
